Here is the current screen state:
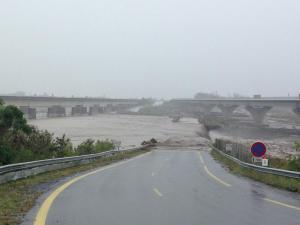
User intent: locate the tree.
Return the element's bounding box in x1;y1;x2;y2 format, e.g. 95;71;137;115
0;104;33;164
0;105;32;137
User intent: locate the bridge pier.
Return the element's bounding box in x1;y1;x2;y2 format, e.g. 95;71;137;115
245;105;272;124
47;106;66;118
89;105;104;115
293;107;300;117
218;104;239;118
19;106;36;119
103;104;114;113
196;104;215;124
199;104;215;115
72;105;88;116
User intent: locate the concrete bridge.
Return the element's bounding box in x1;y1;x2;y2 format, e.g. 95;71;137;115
170;98;300;124
0;96;145;119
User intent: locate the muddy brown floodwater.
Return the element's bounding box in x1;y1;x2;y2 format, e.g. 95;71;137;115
30;114;300;158
29;114;209;149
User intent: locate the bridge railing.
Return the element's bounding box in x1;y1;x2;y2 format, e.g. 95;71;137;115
0;144;151;184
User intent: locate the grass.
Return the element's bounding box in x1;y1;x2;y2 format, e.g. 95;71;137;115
266;156;300;172
210;148;300;193
0;148;150;225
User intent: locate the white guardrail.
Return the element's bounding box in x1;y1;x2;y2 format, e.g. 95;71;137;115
0;145;151;184
211;145;300;179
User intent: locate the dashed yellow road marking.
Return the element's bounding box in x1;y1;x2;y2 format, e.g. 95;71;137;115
198;152;205;164
33;152;151;225
204;166;232;187
264;198;300;212
153;188;163;197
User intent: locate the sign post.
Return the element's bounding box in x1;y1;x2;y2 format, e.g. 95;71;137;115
250;142;267;166
262;158;269;167
225;144;233;153
252;157;262;164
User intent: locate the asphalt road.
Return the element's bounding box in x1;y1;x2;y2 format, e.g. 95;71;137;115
33;148;300;225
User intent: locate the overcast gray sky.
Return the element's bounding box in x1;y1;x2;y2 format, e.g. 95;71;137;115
0;0;299;99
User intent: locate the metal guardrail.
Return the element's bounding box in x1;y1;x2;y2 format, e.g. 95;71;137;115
0;145;151;183
211;145;300;179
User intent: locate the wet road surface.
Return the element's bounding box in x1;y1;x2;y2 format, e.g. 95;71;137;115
32;149;300;225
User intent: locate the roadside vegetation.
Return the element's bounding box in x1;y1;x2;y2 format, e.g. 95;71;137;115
251;143;300;172
0;148;150;225
0;100;114;165
211;148;300;193
0;98;152;225
214;139;300;172
286;142;300;171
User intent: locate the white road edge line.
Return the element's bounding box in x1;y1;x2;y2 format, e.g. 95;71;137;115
153;188;163;197
264;198;300;212
198;152;205;164
204;165;232;187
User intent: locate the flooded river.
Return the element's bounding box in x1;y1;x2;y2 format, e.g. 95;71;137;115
29;114;300;158
29;114;208;149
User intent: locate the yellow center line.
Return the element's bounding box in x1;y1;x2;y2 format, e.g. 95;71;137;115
204;165;232;187
33;152;151;225
264;198;300;212
153;188;163;197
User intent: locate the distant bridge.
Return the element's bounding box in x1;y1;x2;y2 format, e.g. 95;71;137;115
0;96;145;119
170;98;300;124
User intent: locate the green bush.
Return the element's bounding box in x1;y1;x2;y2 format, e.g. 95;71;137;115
12;149;35;163
285;142;300;172
294;141;300;152
0;143;14;165
76;139;114;155
94;140;114;152
52;135;74;158
287;157;300;172
76;139;95;155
